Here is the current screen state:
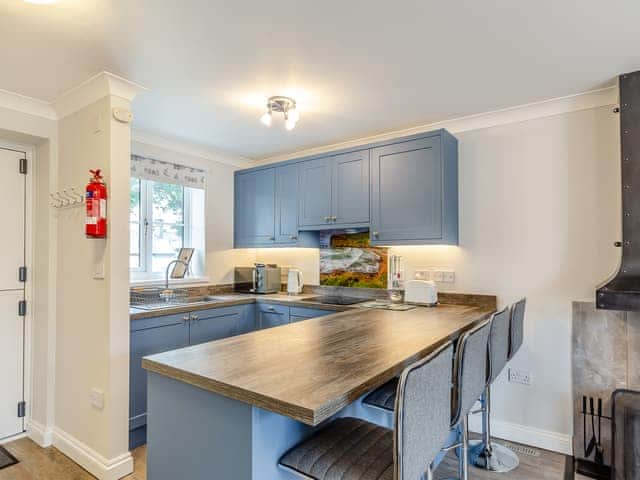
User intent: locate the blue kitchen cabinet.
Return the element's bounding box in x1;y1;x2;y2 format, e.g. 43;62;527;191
130;304;256;448
370;131;458;245
257;303;290;329
234;168;276;247
299;157;333;227
189;305;250;345
332;150;370;225
275;164;300;244
299;150;370;229
129;313;189;449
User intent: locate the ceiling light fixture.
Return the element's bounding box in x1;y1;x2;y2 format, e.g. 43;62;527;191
260;96;299;130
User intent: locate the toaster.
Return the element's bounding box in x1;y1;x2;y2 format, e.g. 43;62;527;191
404;280;438;306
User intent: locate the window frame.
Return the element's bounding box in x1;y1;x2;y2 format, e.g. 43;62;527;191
130;177;198;281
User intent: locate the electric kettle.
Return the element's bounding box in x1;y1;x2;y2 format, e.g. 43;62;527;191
287;269;304;294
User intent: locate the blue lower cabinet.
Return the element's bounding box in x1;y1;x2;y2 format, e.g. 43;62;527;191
257;303;290;329
129;304;256;448
129;313;189;449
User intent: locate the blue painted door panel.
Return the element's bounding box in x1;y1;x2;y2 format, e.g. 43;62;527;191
237;304;256;334
234;169;276;247
275;164;299;244
332;150;370;225
371;136;443;243
189;307;242;346
257;303;290;329
129;314;189;434
299;158;333;227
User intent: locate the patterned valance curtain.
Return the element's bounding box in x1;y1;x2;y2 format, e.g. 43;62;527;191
131;155;206;189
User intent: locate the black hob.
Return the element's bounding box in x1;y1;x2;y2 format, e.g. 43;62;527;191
301;295;368;306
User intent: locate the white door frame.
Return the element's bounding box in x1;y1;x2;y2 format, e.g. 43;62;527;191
0;140;35;443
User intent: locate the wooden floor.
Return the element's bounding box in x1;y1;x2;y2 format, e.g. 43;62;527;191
0;436;567;479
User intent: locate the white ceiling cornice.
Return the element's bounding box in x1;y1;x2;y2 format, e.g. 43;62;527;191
131;129;253;168
254;85;619;165
0;87;57;120
53;71;147;119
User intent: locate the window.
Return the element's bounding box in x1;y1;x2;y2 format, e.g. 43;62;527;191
130;177;205;281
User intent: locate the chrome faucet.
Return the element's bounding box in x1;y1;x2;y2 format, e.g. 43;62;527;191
160;259;190;300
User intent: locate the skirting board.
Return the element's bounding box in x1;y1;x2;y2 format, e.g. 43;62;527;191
468;414;573;456
52;427;133;480
26;419;53;447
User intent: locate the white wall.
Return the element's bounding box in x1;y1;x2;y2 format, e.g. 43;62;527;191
255;105;621;451
131;139;255;284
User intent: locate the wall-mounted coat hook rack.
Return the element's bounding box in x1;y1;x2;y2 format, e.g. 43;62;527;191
50;187;85;208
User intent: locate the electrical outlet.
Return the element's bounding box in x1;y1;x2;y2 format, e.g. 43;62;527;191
432;270;444;282
90;388;105;410
442;270;455;283
508;368;532;386
414;270;432;280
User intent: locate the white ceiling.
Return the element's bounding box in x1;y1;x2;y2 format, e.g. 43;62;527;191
1;0;638;159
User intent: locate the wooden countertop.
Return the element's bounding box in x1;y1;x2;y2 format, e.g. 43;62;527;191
142;303;494;425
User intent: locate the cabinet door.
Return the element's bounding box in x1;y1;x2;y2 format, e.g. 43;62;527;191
189;307;242;346
371;136;443;243
289;306;336;321
234;169;276;246
130;314;189;444
237;304;256;334
299;157;333;227
332;150;370;225
275;164;300;244
257;304;290;329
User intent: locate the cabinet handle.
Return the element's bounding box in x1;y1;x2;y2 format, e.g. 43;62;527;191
182;315;189;323
331;216;337;221
269;237;275;241
289;235;298;240
191;314;199;322
323;216;331;222
372;231;379;238
268;306;275;311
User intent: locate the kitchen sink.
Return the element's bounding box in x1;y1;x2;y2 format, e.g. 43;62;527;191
131;295;240;310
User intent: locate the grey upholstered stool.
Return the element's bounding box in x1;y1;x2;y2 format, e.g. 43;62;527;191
508;298;526;361
362;319;492;480
467;307;520;472
279;341;454;480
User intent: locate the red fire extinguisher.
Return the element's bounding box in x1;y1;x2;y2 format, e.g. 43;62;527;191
86;169;107;238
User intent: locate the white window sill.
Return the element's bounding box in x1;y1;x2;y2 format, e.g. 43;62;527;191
129;276;211;288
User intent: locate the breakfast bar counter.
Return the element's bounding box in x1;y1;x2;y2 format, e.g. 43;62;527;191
142;303;494;480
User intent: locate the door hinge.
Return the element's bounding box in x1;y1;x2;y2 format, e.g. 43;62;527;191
17;401;26;418
19;158;27;175
19;266;27;283
18;300;26;316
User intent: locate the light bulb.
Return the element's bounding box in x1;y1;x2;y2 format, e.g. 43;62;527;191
287;107;300;123
285;116;297;131
260;111;272;127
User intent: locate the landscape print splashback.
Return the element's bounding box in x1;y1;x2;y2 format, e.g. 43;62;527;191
319;229;388;289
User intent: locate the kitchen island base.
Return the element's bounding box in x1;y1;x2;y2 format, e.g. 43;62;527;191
147;372;398;480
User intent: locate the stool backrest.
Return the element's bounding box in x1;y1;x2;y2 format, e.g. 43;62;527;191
488;307;511;384
508;298;526;360
394;342;454;480
451;319;491;427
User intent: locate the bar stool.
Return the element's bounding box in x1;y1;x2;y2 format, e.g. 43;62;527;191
361;319;492;480
468;298;526;472
278;341;454;480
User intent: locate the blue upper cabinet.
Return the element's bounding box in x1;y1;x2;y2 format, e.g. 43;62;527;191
234;129;458;247
299;149;370;229
275;164;301;244
332;150;370;226
234;168;276;247
299;157;333;227
370;131;458;245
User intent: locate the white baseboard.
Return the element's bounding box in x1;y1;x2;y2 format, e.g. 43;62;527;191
468;415;573;456
26;419;53;447
52;427;133;480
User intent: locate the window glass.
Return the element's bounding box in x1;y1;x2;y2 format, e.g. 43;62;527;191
151;182;185;273
129;178;141;269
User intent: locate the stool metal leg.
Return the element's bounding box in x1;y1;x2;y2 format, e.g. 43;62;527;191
468;386;520;472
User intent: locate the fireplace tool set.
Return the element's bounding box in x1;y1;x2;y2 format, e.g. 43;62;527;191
577;396;611;479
